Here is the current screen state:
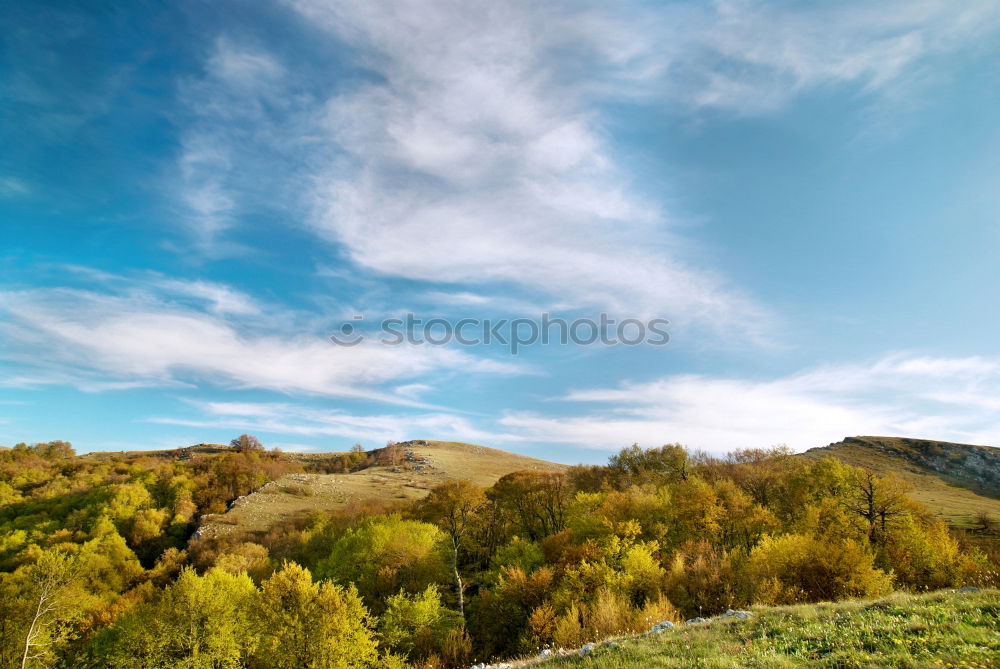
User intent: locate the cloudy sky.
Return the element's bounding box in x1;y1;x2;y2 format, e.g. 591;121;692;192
3;0;1000;460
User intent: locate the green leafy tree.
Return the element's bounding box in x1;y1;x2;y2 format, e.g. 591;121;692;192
0;551;88;669
413;481;486;618
252;562;379;669
90;568;257;668
316;515;450;613
609;443;691;486
488;472;571;541
379;585;465;665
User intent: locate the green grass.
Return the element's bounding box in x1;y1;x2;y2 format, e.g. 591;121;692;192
538;589;999;669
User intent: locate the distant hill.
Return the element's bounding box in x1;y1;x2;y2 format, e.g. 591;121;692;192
81;443;234;460
801;436;1000;529
195;439;566;542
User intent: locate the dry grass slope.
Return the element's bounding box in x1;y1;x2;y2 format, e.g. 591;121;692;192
197;440;566;541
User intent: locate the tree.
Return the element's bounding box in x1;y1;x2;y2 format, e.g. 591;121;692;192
414;481;486;618
36;441;75;459
231;434;264;453
712;479;778;551
315;515;450;613
91;568;257;668
253;562;379;669
377;441;403;466
214;542;273;582
379;585;465;665
609;443;691;486
488;472;571;541
722;446;802;513
841;469;911;545
8;551;87;669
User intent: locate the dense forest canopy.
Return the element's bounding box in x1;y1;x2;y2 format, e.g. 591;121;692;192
0;438;996;668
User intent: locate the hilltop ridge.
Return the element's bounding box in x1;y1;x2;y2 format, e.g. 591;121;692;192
802;435;1000;528
195;439;566;542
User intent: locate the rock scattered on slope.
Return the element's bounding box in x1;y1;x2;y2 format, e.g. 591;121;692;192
722;608;753;619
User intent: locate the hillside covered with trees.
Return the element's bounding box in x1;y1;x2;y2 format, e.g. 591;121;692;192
1;439;997;668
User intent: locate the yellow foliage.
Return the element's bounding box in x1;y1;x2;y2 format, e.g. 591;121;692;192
748;533;893;604
551;603;586;649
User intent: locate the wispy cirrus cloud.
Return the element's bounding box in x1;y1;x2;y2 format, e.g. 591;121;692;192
285;0;766;336
138;352;1000;455
166;1;1000;337
0;279;521;404
658;0;1000;114
150;399;503;446
499;353;1000;453
57;265;263;316
172;36;314;253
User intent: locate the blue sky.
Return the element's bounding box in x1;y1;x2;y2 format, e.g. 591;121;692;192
3;0;1000;461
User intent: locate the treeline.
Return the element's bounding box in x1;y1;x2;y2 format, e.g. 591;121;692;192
0;441;997;668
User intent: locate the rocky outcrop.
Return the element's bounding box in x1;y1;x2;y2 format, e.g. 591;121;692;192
809;436;1000;496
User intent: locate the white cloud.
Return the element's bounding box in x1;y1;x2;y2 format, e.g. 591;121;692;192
0;177;31;198
206;36;284;88
141;352;1000;456
499;353;1000;453
172;36;309;252
0;282;521;404
58;266;263;316
659;0;1000;113
275;0;1000;335
151;400;503;446
394;383;433;399
156;279;262;316
165;0;1000;334
139;352;1000;455
283;0;767;336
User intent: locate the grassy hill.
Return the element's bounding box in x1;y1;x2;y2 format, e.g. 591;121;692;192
80;442;236;460
801;436;1000;530
188;434;1000;542
195;439;566;542
529;588;999;669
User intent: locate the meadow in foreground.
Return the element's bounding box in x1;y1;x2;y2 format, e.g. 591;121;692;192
542;589;999;669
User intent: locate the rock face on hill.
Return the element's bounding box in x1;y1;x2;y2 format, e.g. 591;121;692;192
848;436;1000;493
802;436;1000;528
807;436;1000;496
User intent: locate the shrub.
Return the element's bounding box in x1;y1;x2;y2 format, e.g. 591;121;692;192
634;593;680;630
379;585;464;664
551;603;586;649
748;534;893;604
585;588;634;638
664;541;745;616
